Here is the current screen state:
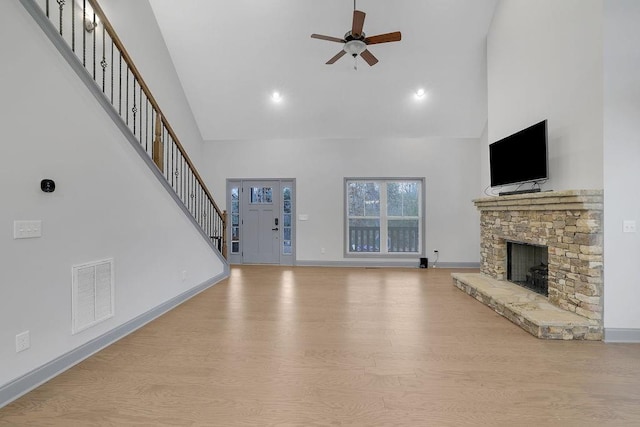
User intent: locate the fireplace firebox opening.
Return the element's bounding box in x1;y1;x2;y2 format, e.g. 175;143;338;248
507;241;548;296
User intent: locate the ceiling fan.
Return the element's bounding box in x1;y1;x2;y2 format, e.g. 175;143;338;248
311;1;402;67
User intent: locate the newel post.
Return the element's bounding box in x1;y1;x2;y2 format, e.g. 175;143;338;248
153;112;164;172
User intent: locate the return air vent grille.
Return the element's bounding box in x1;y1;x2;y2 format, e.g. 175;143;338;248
72;259;114;334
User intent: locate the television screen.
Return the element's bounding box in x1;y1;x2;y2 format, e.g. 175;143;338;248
489;120;548;187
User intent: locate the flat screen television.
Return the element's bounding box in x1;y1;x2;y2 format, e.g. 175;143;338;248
489;120;548;187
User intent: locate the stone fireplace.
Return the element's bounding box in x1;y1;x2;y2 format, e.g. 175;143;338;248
452;190;603;340
507;242;549;296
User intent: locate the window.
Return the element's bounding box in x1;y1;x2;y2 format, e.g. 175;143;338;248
345;178;423;255
282;186;293;254
230;186;240;254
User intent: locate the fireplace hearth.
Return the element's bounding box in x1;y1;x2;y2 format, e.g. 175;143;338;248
452;190;604;340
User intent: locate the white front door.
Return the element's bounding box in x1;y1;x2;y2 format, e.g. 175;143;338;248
242;181;281;264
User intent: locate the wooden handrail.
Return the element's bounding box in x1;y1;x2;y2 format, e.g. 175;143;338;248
87;0;224;220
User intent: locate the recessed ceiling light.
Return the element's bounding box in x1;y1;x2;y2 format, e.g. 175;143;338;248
271;91;283;103
414;88;426;100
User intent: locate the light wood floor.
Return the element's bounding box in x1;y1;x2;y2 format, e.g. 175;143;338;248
1;266;639;426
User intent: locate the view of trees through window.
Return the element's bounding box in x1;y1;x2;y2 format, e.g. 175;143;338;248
346;179;423;254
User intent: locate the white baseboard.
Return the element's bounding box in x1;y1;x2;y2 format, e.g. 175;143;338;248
604;328;640;343
0;271;227;409
295;260;480;269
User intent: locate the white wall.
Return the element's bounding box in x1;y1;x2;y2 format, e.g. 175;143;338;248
478;122;490;193
202;137;481;265
99;0;206;168
0;1;223;389
488;0;640;333
603;0;640;330
487;0;603;192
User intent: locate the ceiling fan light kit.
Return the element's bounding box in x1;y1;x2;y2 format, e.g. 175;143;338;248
344;40;367;57
310;3;401;68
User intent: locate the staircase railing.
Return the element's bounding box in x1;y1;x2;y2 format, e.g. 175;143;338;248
23;0;226;257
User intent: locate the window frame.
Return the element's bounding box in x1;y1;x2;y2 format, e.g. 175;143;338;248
344;177;426;258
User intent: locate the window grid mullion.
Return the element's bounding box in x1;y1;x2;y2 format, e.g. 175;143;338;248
380;183;388;254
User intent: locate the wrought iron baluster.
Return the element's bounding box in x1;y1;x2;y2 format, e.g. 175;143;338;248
57;0;64;36
139;86;143;144
71;0;75;51
150;109;155;155
144;99;149;152
110;39;114;104
118;53;122;114
171;138;175;189
101;25;107;92
182;156;186;204
197;186;200;227
125;66;129;125
92;11;96;79
192;176;196;217
82;0;86;66
132;79;137;134
192;174;196;215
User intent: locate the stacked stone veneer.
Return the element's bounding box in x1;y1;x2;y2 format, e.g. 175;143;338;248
474;190;603;328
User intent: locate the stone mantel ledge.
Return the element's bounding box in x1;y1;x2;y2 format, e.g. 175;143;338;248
473;190;603;212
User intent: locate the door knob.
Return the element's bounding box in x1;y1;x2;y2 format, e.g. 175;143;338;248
272;227;279;231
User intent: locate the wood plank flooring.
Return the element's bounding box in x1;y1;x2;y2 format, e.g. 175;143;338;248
1;266;639;426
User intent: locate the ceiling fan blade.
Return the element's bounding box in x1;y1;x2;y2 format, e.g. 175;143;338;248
326;50;347;64
352;10;366;37
311;34;346;43
364;31;402;45
360;49;379;66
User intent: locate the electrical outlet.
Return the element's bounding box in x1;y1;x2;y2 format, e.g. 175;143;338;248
182;270;188;281
16;331;30;353
321;247;325;254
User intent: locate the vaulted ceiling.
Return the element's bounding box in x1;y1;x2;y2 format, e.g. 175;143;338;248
148;0;498;142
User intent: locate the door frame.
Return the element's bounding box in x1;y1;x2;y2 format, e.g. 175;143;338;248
226;178;296;266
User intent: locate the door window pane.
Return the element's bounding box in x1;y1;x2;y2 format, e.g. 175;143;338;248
251;187;273;204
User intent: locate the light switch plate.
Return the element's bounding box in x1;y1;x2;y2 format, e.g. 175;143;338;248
14;220;42;239
623;220;637;233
